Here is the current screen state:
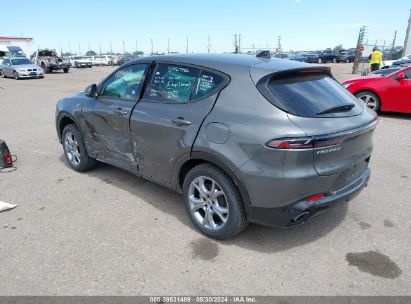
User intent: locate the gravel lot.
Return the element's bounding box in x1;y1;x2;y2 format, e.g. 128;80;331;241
0;63;410;296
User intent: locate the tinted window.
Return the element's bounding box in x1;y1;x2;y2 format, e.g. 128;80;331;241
264;73;360;117
100;64;147;100
11;58;32;65
145;64;199;103
192;72;224;99
404;69;411;79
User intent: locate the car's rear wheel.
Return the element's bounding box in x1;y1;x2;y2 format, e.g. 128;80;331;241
345;58;350;63
355;91;381;112
183;164;248;240
63;68;69;73
62;124;96;172
0;70;5;78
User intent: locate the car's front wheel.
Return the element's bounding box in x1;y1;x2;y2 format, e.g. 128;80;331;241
13;71;19;80
62;124;96;172
355;91;381;112
183;164;248;239
0;70;5;78
63;68;69;73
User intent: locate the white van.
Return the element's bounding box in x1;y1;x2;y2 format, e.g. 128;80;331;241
0;45;26;58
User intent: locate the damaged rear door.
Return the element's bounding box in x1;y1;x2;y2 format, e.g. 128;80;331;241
81;63;148;171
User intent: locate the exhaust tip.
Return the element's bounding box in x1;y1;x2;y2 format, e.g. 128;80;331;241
293;211;310;224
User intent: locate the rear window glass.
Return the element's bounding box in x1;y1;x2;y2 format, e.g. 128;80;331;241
265;73;361;117
144;64;199;103
192;72;224;99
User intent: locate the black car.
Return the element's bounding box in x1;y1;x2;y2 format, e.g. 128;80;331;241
335;51;355;63
315;51;337;63
117;55;139;66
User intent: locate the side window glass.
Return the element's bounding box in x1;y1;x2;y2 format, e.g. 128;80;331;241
100;64;147;100
192;71;224;99
144;63;199;103
404;69;411;79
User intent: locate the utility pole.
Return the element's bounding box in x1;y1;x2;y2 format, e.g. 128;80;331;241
391;31;397;53
150;38;154;55
99;43;101;55
109;42;113;55
403;9;411;56
122;40;125;54
352;26;367;74
207;35;211;53
277;35;282;55
233;34;239;54
186;36;189;54
69;44;72;55
167;38;170;54
136;39;138;54
78;43;81;56
238;34;242;53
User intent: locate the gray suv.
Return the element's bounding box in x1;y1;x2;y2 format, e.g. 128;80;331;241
55;54;377;239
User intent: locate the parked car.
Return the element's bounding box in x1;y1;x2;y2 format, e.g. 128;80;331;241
116;55;138;66
342;65;411;113
69;56;92;68
92;55;113;66
289;53;306;62
391;57;411;68
56;54;377;239
315;51;337;63
382;53;411;69
0;57;44;79
335;51;355;63
31;49;70;73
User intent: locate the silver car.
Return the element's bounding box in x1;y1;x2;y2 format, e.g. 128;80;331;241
0;57;44;79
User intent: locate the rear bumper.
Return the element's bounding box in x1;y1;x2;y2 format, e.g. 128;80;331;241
247;168;370;227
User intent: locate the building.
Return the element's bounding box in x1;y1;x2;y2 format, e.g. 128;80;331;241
0;36;33;57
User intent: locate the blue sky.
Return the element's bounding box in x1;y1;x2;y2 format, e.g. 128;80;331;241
1;0;410;54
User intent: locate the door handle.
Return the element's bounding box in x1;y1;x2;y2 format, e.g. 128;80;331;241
171;117;192;126
113;108;128;115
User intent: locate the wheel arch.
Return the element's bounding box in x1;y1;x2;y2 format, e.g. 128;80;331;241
353;89;383;109
178;152;251;211
57;113;82;143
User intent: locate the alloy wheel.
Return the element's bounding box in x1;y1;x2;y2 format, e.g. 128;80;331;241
64;131;81;166
358;94;377;110
188;176;229;231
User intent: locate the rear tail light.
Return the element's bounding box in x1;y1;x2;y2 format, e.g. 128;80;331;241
266;134;347;150
266;137;313;149
306;193;325;202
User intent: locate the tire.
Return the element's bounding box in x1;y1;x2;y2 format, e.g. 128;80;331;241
345;58;350;63
318;58;322;64
62;124;96;172
88;65;92;68
332;58;337;63
0;70;5;78
63;68;69;73
41;63;48;74
13;71;19;80
355;91;381;112
183;163;248;240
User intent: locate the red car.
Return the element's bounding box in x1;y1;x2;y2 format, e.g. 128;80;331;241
342;66;411;113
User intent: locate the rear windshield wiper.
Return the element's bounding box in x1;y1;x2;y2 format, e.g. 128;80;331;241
317;103;355;115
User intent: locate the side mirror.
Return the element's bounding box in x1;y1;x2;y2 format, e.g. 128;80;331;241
84;84;98;97
394;72;405;81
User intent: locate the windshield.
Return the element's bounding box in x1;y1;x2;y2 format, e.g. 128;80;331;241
371;68;400;76
8;46;26;57
11;58;33;65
